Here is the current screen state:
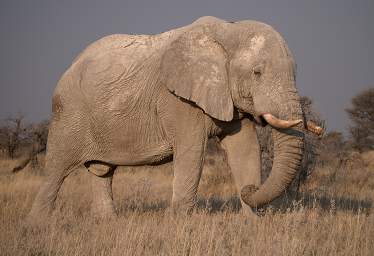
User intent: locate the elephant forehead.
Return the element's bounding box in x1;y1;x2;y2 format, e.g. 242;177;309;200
235;35;266;62
250;35;265;53
195;34;224;54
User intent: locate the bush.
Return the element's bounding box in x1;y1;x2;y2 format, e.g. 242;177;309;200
0;114;27;158
346;88;374;152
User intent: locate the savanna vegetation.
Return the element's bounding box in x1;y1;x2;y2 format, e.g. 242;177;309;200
0;89;373;255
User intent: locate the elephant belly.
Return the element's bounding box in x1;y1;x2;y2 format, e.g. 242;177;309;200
92;115;173;166
104;144;173;166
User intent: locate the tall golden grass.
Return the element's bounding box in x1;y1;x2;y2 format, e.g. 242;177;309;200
0;151;373;255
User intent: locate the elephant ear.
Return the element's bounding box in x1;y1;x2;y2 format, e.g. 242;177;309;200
160;26;234;121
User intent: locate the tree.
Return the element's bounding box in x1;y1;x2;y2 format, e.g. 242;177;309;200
299;96;324;176
346;88;374;152
11;120;49;173
28;120;49;168
317;131;346;166
0;114;26;158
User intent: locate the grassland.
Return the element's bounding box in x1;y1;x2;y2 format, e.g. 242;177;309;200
0;150;373;255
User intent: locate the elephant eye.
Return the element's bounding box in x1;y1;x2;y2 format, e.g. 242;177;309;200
254;70;261;77
253;64;263;79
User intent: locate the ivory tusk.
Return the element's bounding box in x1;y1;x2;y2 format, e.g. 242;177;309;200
306;121;324;136
262;113;302;129
262;113;324;135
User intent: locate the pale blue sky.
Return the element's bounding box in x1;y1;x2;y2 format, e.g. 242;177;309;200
1;0;373;134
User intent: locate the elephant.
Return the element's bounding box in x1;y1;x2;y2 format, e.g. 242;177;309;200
28;16;323;220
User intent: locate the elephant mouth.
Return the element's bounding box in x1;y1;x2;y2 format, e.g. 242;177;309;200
258;113;324;136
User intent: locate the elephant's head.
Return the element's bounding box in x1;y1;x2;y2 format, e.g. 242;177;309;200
161;17;323;208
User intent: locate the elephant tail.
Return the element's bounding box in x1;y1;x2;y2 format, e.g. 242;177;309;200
12;146;46;173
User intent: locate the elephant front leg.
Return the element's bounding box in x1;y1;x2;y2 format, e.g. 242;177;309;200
171;106;208;212
220;118;261;216
87;162;116;218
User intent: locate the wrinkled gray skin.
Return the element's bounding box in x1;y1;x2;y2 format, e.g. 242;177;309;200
29;16;306;220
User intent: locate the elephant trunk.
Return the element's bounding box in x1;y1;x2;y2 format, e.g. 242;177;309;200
241;84;305;208
241;127;304;208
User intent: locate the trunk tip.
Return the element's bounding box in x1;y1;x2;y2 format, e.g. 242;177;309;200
241;184;259;207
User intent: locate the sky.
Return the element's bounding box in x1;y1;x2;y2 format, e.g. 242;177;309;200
0;0;373;134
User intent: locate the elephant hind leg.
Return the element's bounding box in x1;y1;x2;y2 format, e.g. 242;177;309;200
86;161;117;218
28;160;79;222
28;116;88;224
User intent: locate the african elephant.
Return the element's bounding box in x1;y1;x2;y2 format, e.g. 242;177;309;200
28;16;322;220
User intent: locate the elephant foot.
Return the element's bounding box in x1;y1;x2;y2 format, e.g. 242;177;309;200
91;209;118;221
168;206;194;218
90;188;117;220
24;214;49;230
240;204;261;219
171;198;196;216
23;207;58;231
25;199;57;228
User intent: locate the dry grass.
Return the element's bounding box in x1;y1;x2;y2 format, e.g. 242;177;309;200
0;151;373;255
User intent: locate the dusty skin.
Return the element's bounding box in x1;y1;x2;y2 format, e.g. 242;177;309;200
29;16;323;221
